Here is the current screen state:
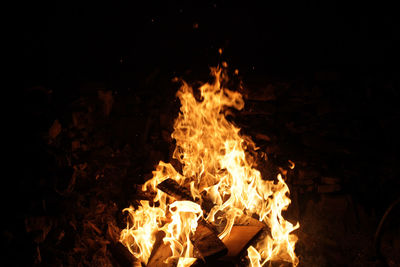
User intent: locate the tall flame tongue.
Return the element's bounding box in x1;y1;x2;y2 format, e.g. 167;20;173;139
120;67;299;266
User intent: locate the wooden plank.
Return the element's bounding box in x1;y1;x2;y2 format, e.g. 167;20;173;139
191;219;228;261
221;226;263;260
154;179;270;264
147;242;175;267
156;178;214;213
156;178;193;201
220;214;266;262
147;232;204;267
156;178;228;262
147;231;173;267
234;214;266;229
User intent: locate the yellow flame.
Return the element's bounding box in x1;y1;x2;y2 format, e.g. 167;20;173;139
120;200;165;264
163;201;202;261
248;246;262;267
289;160;295;169
120;67;299;266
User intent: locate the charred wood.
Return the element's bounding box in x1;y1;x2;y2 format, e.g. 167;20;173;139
156;179;228;262
156;178;193;201
190;219;228;262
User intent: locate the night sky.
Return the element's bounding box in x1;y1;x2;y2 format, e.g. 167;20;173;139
24;1;398;90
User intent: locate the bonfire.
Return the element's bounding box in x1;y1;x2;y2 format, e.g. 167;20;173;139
120;67;299;266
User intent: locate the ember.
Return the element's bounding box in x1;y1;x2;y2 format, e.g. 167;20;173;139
120;67;299;266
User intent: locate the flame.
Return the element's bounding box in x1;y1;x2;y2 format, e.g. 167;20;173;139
163;201;202;262
288;160;295;169
120;67;299;266
120;200;165;264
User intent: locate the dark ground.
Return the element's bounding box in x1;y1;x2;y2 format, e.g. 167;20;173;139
12;1;400;266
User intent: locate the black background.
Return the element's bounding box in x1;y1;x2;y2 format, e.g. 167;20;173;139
24;1;398;89
17;1;400;266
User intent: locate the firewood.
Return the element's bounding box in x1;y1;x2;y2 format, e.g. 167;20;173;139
147;231;173;267
220;214;266;261
234;214;266;229
269;260;294;267
156;179;216;213
147;231;204;267
147;241;174;267
146;220;227;266
221;226;263;260
157;179;229;261
156;179;270;263
191;219;228;261
156;178;193;201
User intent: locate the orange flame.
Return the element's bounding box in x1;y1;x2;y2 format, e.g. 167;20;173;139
120;67;299;266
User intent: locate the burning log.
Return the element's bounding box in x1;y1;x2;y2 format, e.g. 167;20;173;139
156;178;278;263
156;178;193;201
156;178;228;261
220;215;266;262
221;226;263;262
156;178;215;213
190;219;228;261
147;232;173;267
146;224;226;266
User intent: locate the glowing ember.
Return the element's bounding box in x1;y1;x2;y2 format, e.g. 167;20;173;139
120;67;299;266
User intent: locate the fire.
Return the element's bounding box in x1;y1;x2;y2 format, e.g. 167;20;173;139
120;200;165;263
120;67;299;266
163;201;202;262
